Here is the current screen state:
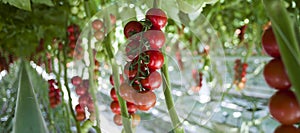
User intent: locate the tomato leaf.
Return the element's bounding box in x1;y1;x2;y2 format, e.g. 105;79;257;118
176;0;217;14
31;0;53;6
2;0;32;11
263;0;300;102
13;60;49;133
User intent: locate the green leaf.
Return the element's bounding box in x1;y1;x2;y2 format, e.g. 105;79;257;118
13;60;49;133
31;0;53;6
176;0;217;14
6;0;31;11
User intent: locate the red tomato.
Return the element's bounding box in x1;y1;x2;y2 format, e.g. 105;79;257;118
75;86;87;96
127;102;137;114
113;114;123;126
92;19;103;31
71;76;82;86
124;21;143;38
125;39;145;61
136;100;156;111
132;91;156;106
141;71;162;90
262;26;281;58
110;88;118;101
110;101;121;115
274;125;300;133
143;50;164;70
269;90;300;125
119;83;137;103
79;95;90;107
75;104;85;113
146;8;167;29
76;112;86;121
109;74;124;86
82;79;89;88
124;62;137;78
143;30;165;49
263;58;291;90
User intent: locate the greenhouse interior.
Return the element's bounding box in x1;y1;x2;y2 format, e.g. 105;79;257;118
0;0;300;133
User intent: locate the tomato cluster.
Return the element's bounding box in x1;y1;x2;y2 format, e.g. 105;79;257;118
121;7;167;109
108;75;141;126
262;25;300;128
67;24;83;59
71;76;95;121
48;79;61;108
233;59;248;90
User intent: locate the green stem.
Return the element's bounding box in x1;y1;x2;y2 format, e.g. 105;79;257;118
87;28;102;133
57;50;72;133
84;1;102;132
110;59;133;133
161;48;184;133
63;39;81;133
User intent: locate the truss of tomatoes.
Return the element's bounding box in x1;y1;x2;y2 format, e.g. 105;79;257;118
109;7;167;126
71;76;95;122
262;26;300;127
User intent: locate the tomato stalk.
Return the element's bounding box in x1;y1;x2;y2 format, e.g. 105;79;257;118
263;0;300;102
161;47;184;133
52;47;72;132
84;1;102;132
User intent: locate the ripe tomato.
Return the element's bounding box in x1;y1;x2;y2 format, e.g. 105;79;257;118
143;50;164;70
124;62;137;78
110;88;118;101
113;114;123;126
146;8;167;29
75;86;87;96
125;40;145;61
119;83;137;103
131;114;141;127
109;74;124;86
143;30;165;49
262;26;280;58
76;112;86;121
263;58;291;90
132;91;156;106
75;104;85;113
71;76;82;86
87;103;95;113
136;100;156;111
110;101;121;115
79;95;91;107
126;102;137;114
124;21;143;38
141;71;162;90
269;90;300;125
92;19;103;31
274;125;300;133
82;79;89;88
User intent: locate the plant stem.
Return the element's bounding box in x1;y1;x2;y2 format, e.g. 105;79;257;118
62;46;81;133
161;48;184;133
87;27;102;133
110;59;133;133
84;1;102;132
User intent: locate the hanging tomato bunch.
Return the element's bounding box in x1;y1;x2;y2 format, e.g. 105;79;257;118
262;25;300;127
233;59;248;90
71;76;95;121
48;79;61;108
